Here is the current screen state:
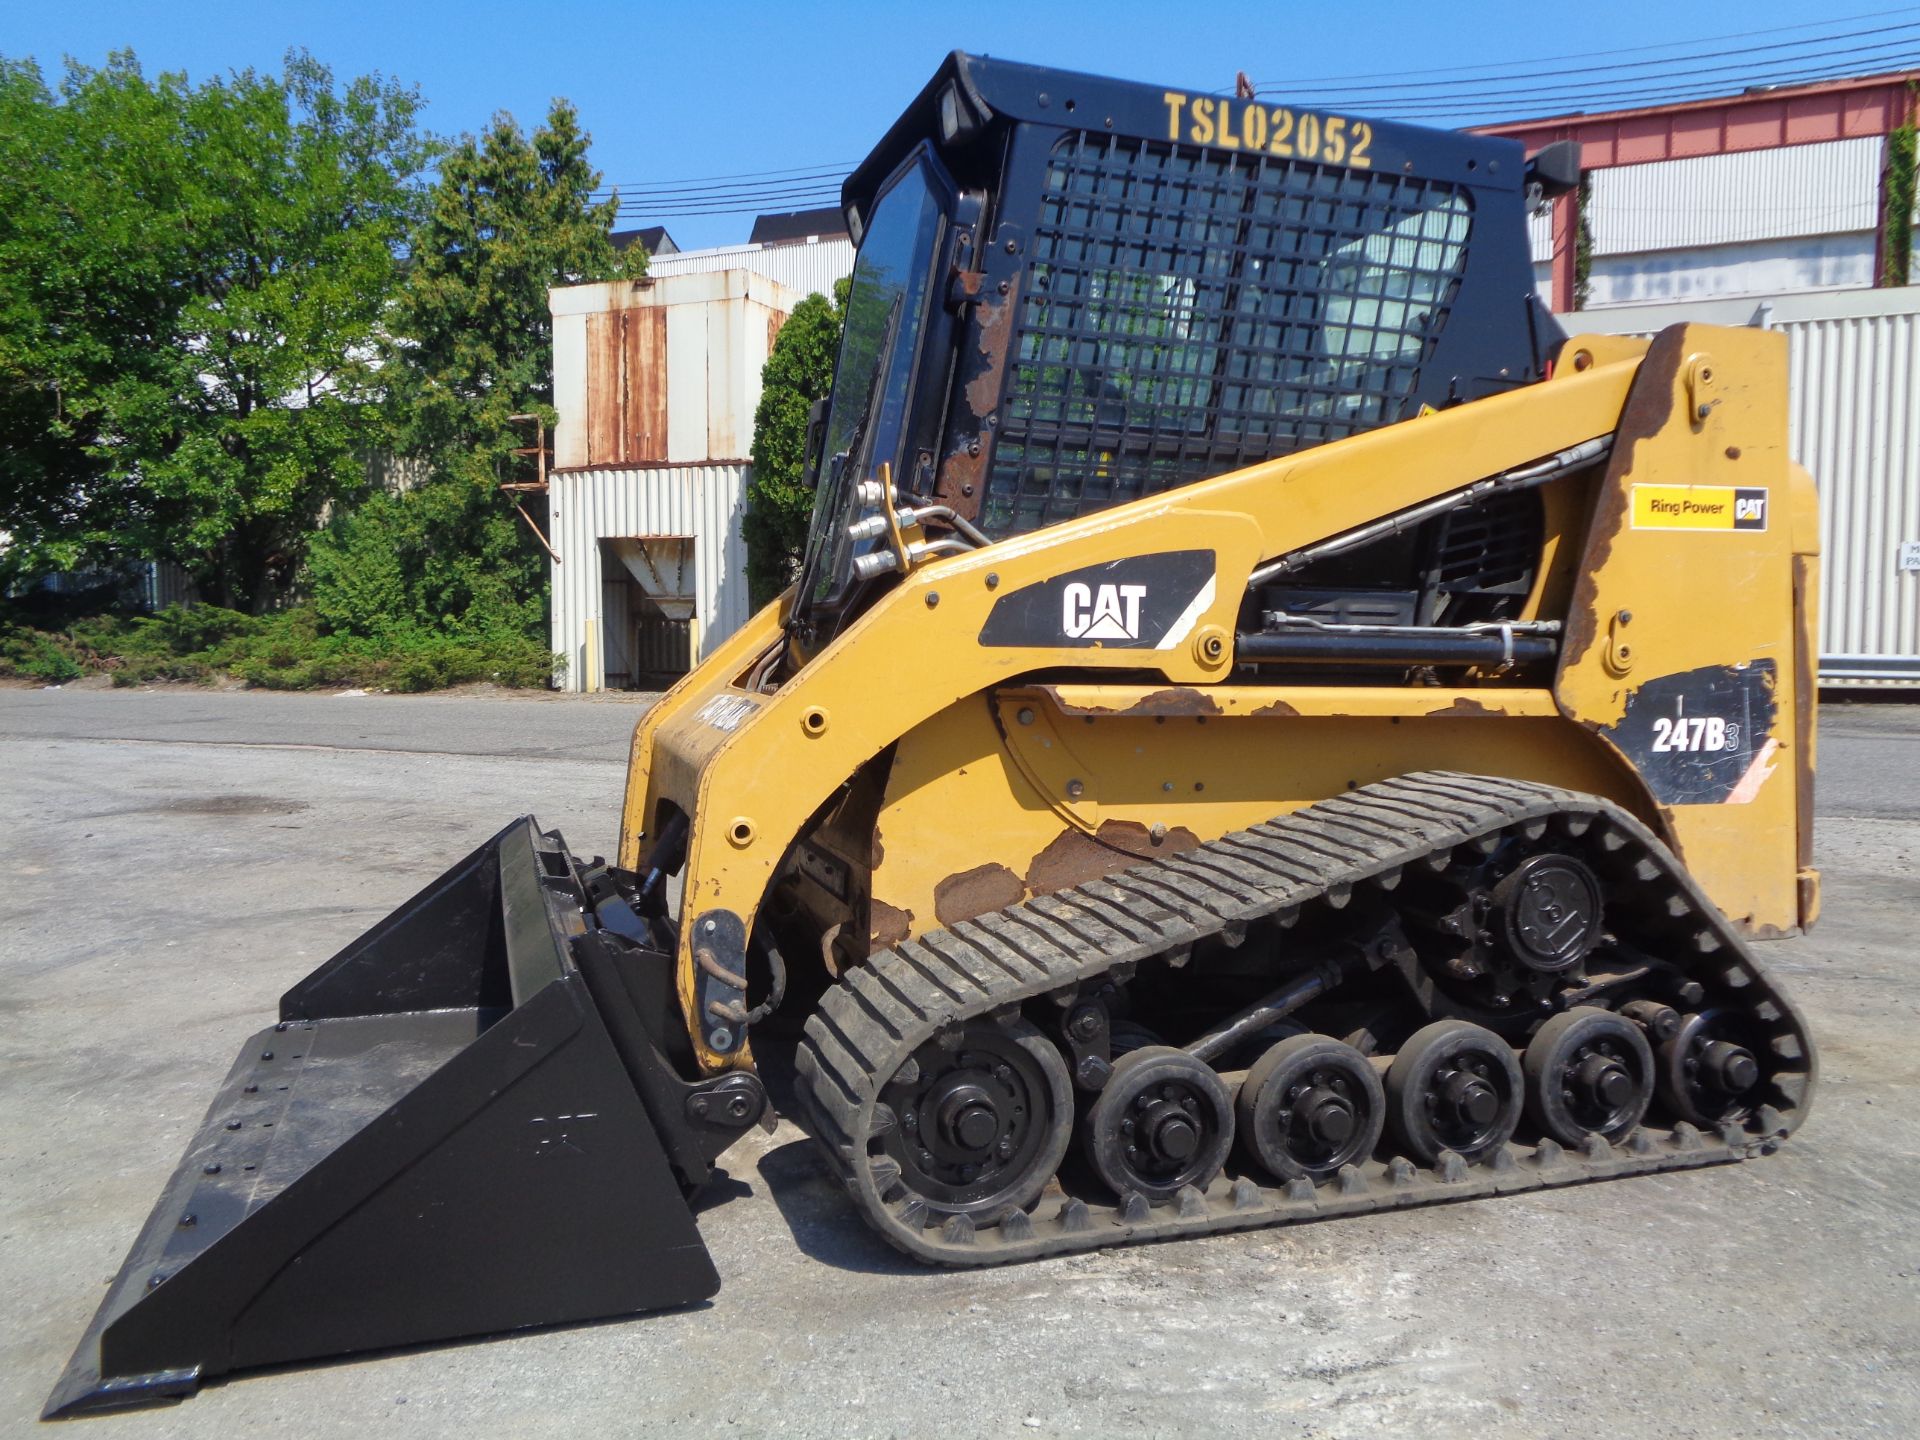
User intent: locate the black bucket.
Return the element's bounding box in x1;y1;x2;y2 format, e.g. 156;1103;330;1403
46;817;741;1418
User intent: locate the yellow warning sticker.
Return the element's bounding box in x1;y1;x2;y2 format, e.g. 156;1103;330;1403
1630;484;1768;532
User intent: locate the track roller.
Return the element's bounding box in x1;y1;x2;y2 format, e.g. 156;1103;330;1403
1236;1034;1385;1182
1658;1009;1763;1128
1084;1046;1234;1205
1386;1019;1523;1164
1523;1006;1655;1144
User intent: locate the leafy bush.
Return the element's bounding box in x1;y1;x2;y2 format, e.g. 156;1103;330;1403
0;602;558;692
0;625;83;682
306;476;545;642
746;283;847;606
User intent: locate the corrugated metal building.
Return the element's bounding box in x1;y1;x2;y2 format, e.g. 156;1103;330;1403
547;270;802;691
1523;137;1909;305
647;237;856;303
1485;75;1920;685
1482;70;1920;311
1563;286;1920;685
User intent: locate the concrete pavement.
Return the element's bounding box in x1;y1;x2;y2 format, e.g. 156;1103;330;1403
2;686;1915;1438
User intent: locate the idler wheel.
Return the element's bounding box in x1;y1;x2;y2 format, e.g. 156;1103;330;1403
1236;1034;1385;1182
1085;1046;1234;1205
877;1017;1072;1225
1659;1009;1764;1128
1523;1006;1655;1144
1386;1019;1524;1165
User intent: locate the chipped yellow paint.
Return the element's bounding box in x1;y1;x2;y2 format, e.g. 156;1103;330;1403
610;327;1811;1072
865;685;1652;949
1555;324;1811;933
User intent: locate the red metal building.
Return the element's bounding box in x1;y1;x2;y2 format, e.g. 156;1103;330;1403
1475;70;1919;312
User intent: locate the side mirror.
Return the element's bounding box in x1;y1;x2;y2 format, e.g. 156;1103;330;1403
1525;140;1581;201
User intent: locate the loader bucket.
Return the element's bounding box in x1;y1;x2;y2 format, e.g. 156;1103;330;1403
46;817;728;1418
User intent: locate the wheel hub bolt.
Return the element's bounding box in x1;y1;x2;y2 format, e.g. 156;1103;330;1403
1443;1071;1499;1127
1299;1088;1355;1145
1144;1102;1199;1163
1701;1040;1758;1094
1575;1055;1633;1110
937;1085;1000;1151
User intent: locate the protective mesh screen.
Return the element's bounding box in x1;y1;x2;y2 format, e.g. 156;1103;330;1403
982;132;1474;536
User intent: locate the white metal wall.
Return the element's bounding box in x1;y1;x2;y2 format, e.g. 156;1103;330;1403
549;271;798;470
547;463;751;692
1587;234;1878;308
1564;286;1920;684
648;238;856;302
1526;137;1920;307
1596;138;1883;254
1789;302;1920;678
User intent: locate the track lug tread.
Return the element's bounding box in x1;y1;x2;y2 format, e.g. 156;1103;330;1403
792;771;1816;1268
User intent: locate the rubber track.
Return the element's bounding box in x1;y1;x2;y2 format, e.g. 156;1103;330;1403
793;772;1817;1266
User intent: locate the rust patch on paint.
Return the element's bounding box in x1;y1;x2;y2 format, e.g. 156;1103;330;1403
933;862;1027;928
965;274;1018;414
1424;697;1508;717
1791;554;1816;875
1116;687;1223;717
1024;820;1202;897
1562;327;1686;669
934;274;1021;523
870;827;885;871
1251;697;1301;717
1039;685;1224;718
869;899;913;952
585;307;668;466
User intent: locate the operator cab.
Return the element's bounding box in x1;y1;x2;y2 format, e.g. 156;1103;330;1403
790;52;1567;650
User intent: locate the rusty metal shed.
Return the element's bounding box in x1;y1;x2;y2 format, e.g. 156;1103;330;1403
546;270;801;691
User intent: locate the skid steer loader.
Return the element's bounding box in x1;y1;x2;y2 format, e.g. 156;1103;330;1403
48;52;1819;1417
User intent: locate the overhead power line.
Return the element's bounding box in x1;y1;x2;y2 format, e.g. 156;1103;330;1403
593;159;860;192
1253;19;1920;98
613;182;844;208
1350;53;1920;121
615;188;845;219
591;167;853;202
603;9;1920;223
1246;6;1920;87
1336;51;1920;116
604;190;846;215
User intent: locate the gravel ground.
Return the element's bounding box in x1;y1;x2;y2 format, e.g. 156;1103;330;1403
2;686;1914;1438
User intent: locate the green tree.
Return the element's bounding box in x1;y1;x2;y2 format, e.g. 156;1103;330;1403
0;50;429;609
746;280;846;605
1883;106;1915;289
341;101;628;640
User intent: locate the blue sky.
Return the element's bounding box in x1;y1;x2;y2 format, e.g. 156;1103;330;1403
5;1;1915;249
